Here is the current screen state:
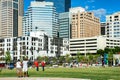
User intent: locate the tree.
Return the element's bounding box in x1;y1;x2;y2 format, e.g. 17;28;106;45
65;54;71;63
114;46;120;54
104;47;110;53
44;56;49;63
97;49;104;56
108;50;113;66
93;54;100;63
88;54;94;64
59;56;65;63
51;57;57;64
5;51;11;64
76;51;81;62
37;56;44;62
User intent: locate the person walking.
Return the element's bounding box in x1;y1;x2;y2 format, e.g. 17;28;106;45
15;59;22;77
34;59;39;71
22;57;28;77
41;61;45;71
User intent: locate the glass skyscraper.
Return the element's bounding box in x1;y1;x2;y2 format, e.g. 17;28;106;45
35;0;71;13
59;12;70;39
23;1;58;37
0;0;23;38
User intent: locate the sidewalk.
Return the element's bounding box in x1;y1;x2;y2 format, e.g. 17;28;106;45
0;77;90;80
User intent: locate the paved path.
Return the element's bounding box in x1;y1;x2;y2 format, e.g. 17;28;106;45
0;77;90;80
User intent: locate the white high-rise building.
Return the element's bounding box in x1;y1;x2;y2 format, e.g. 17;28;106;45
23;1;58;37
106;12;120;38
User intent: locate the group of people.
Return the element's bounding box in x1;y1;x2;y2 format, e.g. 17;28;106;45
33;59;45;71
15;58;45;78
15;58;28;77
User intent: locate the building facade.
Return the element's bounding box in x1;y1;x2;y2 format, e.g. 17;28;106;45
70;36;120;56
23;1;58;37
70;7;100;39
0;31;69;61
0;0;23;38
35;0;71;13
59;12;70;39
0;36;41;61
101;22;106;35
106;12;120;38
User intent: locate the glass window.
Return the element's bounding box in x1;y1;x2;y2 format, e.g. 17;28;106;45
23;37;25;40
8;1;12;8
2;1;7;7
13;0;18;2
13;3;18;9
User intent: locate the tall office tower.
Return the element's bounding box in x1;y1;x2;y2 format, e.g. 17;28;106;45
101;22;106;35
59;12;70;39
0;0;23;38
70;7;100;39
35;0;71;13
106;12;120;38
23;1;58;37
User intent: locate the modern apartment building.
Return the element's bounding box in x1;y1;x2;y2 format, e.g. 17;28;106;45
0;0;23;38
70;7;100;39
70;36;120;56
0;31;69;61
101;22;106;35
35;0;71;13
23;1;58;37
0;36;42;61
106;12;120;38
59;12;70;39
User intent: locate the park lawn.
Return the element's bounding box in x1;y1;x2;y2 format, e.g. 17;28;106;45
0;67;120;80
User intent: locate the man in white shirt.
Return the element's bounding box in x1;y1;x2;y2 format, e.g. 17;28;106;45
16;59;22;77
22;58;28;77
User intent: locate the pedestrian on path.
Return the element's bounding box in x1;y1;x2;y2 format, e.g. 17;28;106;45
41;61;45;71
15;59;22;77
34;59;39;71
22;57;28;77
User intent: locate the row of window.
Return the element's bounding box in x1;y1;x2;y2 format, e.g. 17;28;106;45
70;49;97;51
4;37;43;42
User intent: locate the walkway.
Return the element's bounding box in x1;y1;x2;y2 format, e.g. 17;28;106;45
0;77;90;80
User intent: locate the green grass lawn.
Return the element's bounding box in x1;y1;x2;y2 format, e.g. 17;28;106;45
0;67;120;80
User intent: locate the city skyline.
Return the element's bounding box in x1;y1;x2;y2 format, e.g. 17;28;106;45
24;0;120;22
34;0;71;13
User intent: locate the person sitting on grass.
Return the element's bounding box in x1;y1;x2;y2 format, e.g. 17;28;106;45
15;59;22;77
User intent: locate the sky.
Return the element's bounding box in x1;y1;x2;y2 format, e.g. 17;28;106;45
24;0;120;22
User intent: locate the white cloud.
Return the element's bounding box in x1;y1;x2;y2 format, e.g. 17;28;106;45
91;8;107;18
85;5;89;10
